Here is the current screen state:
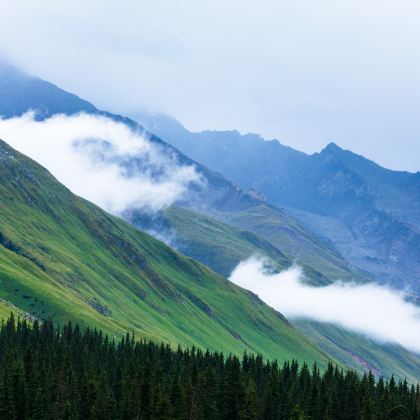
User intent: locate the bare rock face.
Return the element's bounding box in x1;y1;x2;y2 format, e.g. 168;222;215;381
247;187;265;201
88;299;112;316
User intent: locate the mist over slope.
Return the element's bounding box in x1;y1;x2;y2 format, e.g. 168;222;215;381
134;111;420;291
230;257;420;353
0;112;202;213
0;62;366;284
1;135;419;380
1;62;419;381
0;138;330;364
229;257;420;381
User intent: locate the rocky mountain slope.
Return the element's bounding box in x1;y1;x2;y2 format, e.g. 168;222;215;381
134;112;420;290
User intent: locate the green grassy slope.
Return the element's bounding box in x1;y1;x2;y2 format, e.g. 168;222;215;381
148;206;420;381
158;206;329;285
294;320;420;384
0;139;330;366
212;204;372;283
163;206;291;276
0;298;25;321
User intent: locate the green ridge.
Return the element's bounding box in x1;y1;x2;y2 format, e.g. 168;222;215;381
152;205;420;381
163;206;290;277
295;320;420;384
210;204;373;283
0;139;329;366
158;206;329;285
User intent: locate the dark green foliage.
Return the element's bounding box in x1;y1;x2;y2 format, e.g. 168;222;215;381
0;316;419;420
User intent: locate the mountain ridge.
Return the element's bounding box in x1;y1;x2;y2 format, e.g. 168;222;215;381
1;137;420;382
0;137;332;365
2;63;419;381
134;111;420;290
0;62;369;284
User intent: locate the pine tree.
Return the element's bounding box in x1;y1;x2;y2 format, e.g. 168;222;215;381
289;404;307;420
221;356;245;420
197;366;218;420
240;375;259;420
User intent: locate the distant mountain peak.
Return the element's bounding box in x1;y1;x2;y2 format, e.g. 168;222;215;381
0;63;97;119
322;142;344;153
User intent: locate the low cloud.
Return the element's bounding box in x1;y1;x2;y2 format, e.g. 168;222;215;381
0;112;202;213
229;257;420;353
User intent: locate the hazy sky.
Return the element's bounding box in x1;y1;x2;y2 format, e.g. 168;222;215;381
0;0;419;171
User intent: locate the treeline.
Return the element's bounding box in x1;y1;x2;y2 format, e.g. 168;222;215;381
0;315;418;419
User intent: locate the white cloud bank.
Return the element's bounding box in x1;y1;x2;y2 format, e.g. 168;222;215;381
229;257;420;353
0;112;201;213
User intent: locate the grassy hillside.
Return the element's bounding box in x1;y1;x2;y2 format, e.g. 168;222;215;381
0;139;330;366
210;204;371;284
131;205;291;277
294;320;420;384
0;62;375;288
151;206;329;285
132;206;420;381
0;298;25;321
128;202;369;286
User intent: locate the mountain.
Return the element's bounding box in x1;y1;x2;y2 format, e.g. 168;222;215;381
0;62;367;284
0;138;331;364
134;112;420;291
0;62;97;118
2;63;419;381
1;138;420;382
126;205;291;278
125;206;420;381
128;205;334;285
294;319;420;383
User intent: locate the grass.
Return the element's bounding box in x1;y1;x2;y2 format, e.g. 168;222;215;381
294;319;420;384
0;297;25;321
1;139;417;382
158;205;420;382
211;203;372;284
0;139;330;367
162;206;291;277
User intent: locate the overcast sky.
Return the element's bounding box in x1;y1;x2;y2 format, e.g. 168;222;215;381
0;0;419;171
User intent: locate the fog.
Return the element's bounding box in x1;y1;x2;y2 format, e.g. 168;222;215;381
0;112;201;213
229;257;420;353
1;1;420;171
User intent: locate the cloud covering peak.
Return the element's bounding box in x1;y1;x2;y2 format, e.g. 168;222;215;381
0;112;202;213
